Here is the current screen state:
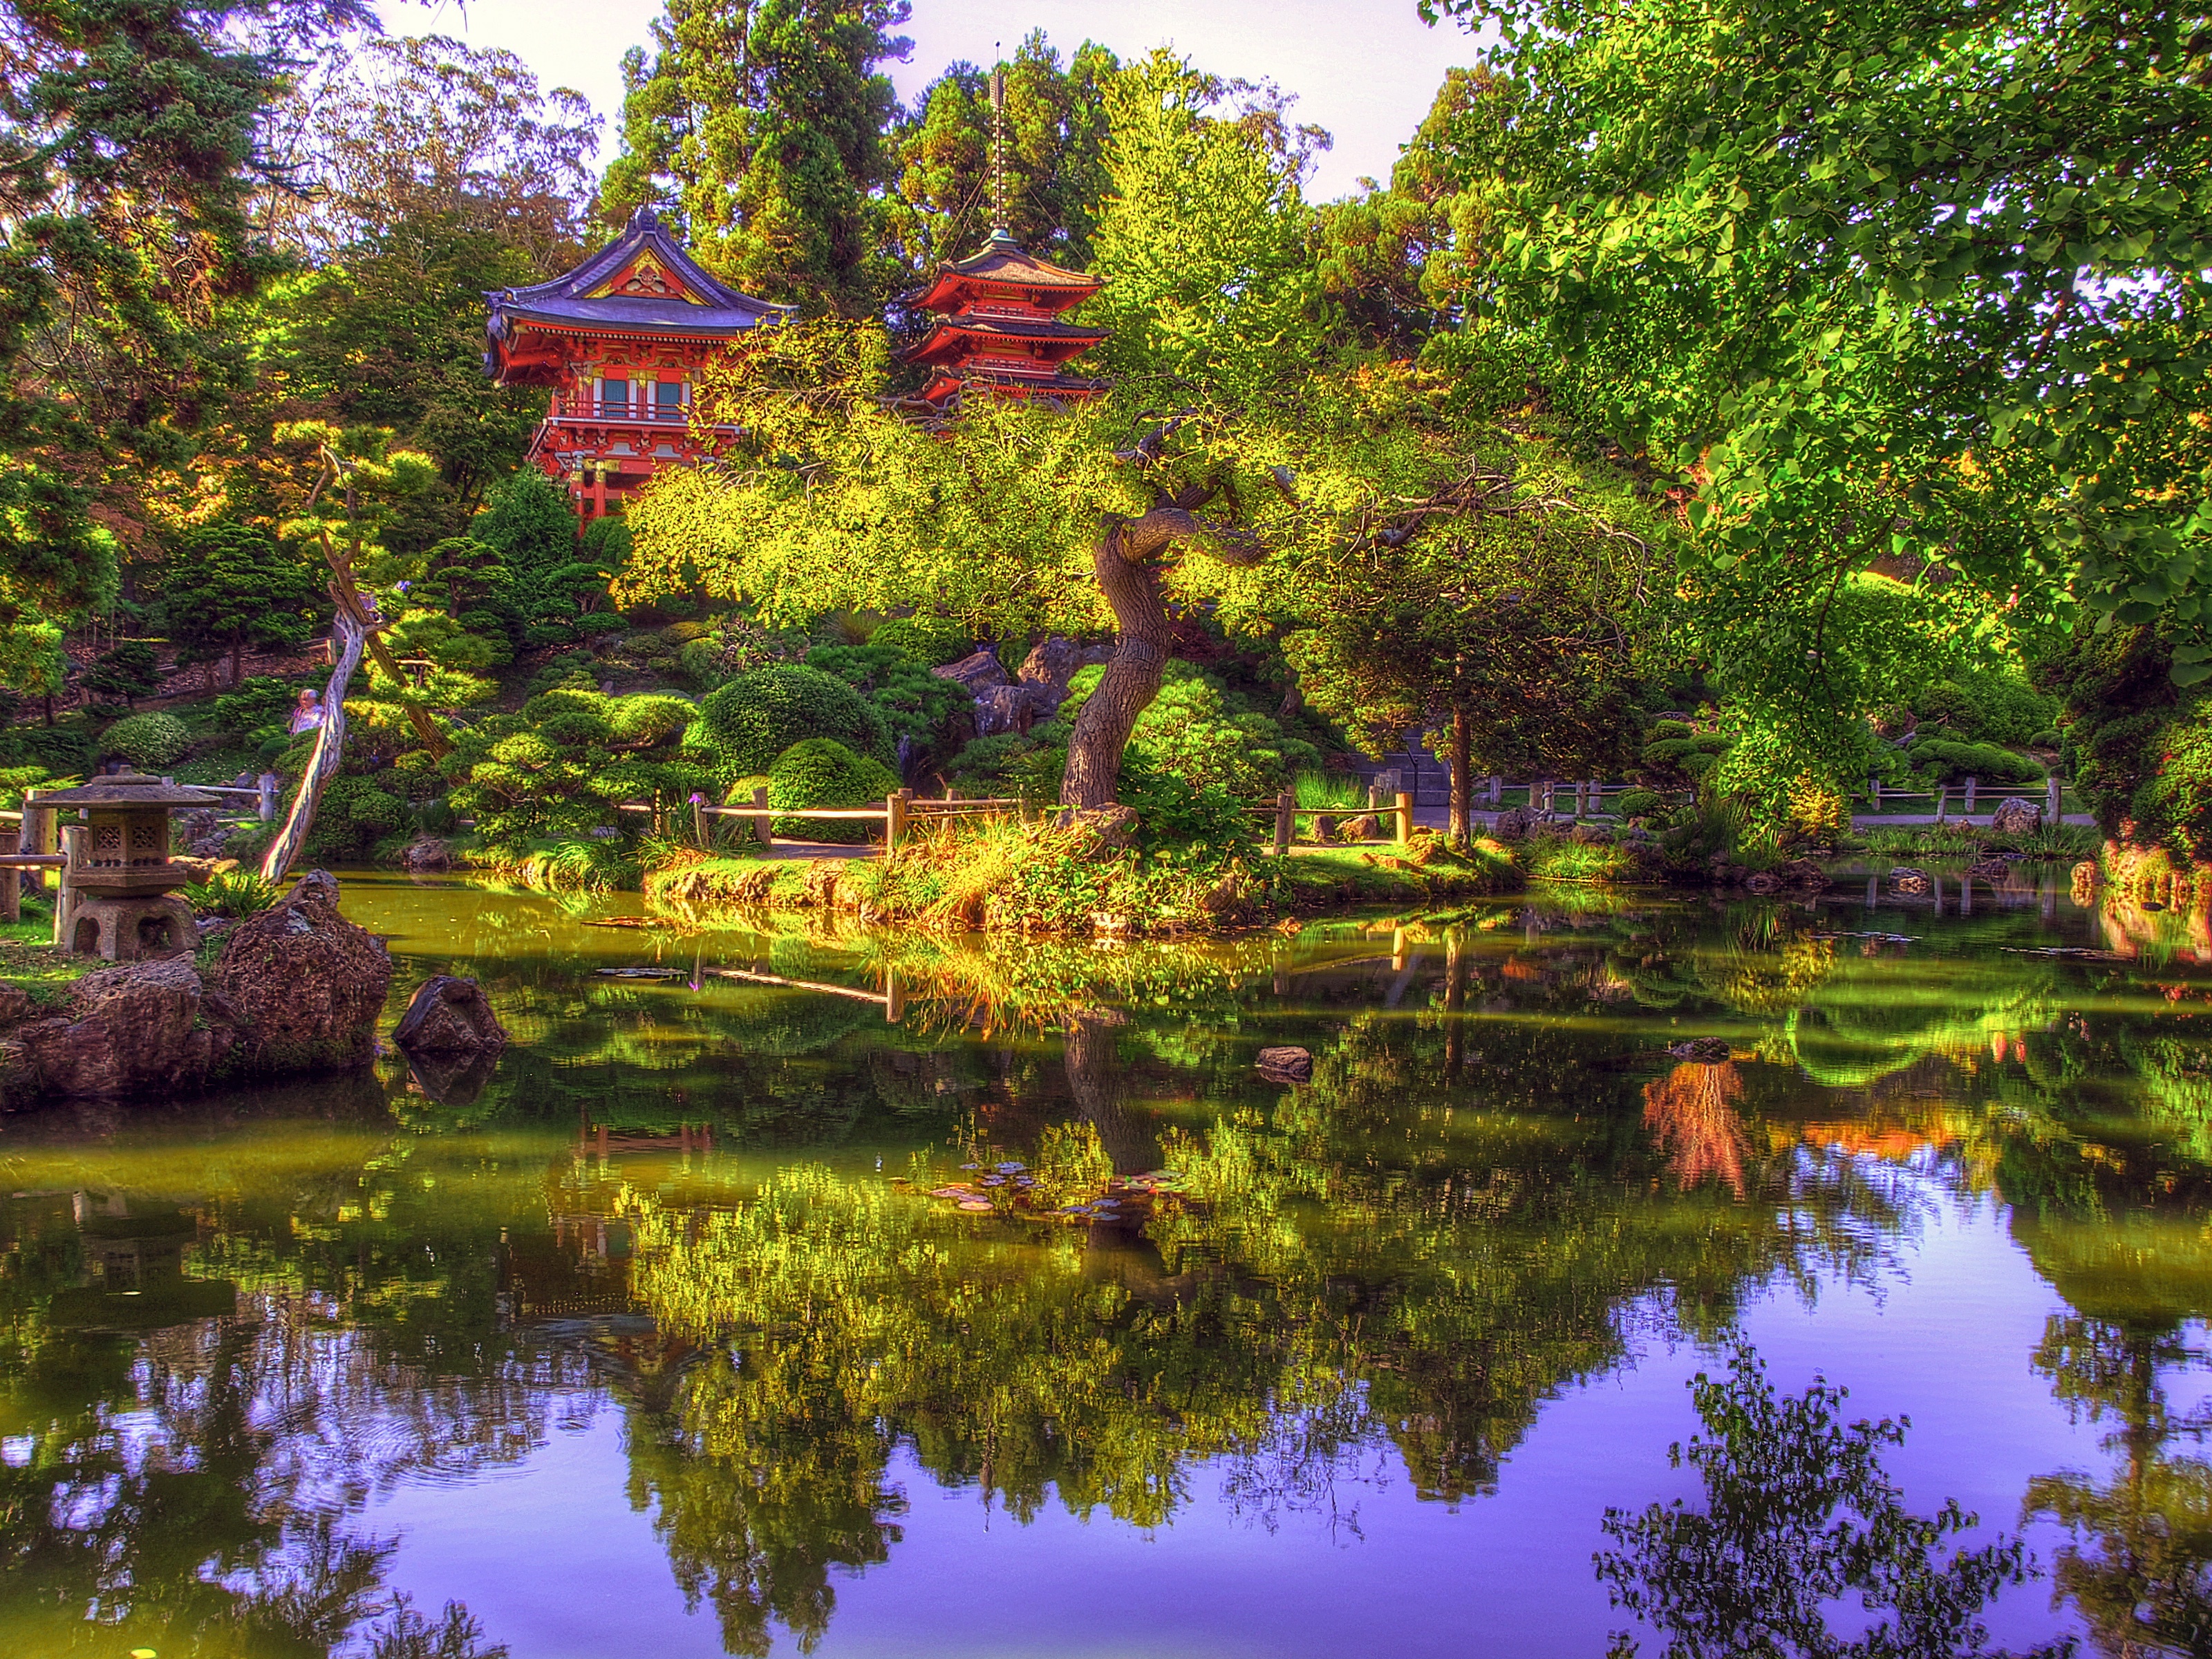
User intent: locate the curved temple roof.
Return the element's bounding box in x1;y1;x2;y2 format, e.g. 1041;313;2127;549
483;207;790;376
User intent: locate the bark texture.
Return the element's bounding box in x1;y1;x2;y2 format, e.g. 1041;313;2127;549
261;606;363;882
1448;705;1472;849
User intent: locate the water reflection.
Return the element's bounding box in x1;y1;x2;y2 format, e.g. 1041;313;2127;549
6;874;2212;1653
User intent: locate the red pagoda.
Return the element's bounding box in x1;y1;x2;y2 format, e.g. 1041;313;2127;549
482;206;790;517
899;229;1107;409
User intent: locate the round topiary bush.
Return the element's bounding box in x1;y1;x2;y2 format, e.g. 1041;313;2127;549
696;665;893;780
767;738;901;843
101;711;192;769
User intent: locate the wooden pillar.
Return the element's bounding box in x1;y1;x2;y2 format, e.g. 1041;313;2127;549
21;791;53;893
257;773;277;822
691;795;709;847
1395;791;1414;847
1490;775;1503;807
1869;777;1881;811
752;785;772;850
885;789;909;850
2047;774;2061;823
0;825;17;923
1391;927;1407;972
1273;789;1293;856
1935;784;1948;825
885;968;903;1024
53;825;82;949
1964;775;1977;814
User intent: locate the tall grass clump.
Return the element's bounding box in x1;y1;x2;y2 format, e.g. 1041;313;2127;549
515;833;640;892
1293;769;1367;809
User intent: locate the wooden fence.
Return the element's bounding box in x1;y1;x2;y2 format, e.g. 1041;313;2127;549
618;787;1025;850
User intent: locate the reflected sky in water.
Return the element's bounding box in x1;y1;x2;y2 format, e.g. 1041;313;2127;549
6;868;2212;1657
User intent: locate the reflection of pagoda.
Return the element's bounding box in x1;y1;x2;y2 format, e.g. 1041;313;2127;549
482;206;790;519
899;230;1107;409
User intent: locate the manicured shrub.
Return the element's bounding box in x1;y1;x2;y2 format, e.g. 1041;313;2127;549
1612;787;1665;820
695;665;893;780
807;643;973;753
768;738;901;842
661;619;713;645
1914;670;2057;747
101;711;191;769
1906;738;2045;786
1062;663;1316;798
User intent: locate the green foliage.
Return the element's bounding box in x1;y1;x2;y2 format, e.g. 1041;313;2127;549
886;31;1118;274
1612;788;1663;821
468;471;610;648
1065;663;1316;800
444;688;711;852
182;869;280;918
599;0;912;312
212;677;303;735
1293;770;1367;810
767;738;900;843
805;643;971;753
1117;762;1259;865
1424;0;2208;713
1906;739;2045;789
100;712;192;769
865;615;973;667
154;524;325;684
943;724;1071;805
306;773;413;863
1914;671;2059;749
2039;626;2212;856
515;833;641;894
80;641;160;707
695;664;894;782
1595;1346;2056;1659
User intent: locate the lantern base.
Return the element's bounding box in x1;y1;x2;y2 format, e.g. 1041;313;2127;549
62;894;197;962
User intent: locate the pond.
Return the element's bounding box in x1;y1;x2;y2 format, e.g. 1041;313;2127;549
4;868;2211;1658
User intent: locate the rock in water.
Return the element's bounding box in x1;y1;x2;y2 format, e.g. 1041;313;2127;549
1668;1036;1733;1063
393;975;508;1055
1256;1045;1313;1082
1966;856;2013;881
1569;823;1614;845
1778;858;1832;890
1989;797;2042;836
1888;866;1932;896
1743;871;1782;895
400;836;451;872
207;870;391;1076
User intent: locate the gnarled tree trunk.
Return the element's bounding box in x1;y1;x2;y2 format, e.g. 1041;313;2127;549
1060;503;1263;809
261;605;365;881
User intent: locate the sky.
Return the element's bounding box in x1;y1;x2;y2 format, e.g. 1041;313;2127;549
411;0;1488;203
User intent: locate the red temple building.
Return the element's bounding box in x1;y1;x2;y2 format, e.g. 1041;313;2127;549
482;206;790;517
899;229;1107;409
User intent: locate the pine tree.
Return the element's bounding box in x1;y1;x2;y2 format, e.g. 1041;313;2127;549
599;0;913;315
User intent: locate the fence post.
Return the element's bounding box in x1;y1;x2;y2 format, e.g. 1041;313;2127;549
1395;791;1414;847
2047;774;2061;824
257;772;276;822
1490;775;1502;807
1964;775;1977;814
0;824;17;924
1935;784;1948;825
1869;776;1881;811
1273;789;1293;857
885;790;908;850
691;795;708;848
752;786;773;850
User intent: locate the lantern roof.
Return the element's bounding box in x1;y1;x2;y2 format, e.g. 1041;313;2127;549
37;774;219;807
485;206;792;349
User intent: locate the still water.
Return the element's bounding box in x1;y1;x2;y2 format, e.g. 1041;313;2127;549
5;870;2212;1657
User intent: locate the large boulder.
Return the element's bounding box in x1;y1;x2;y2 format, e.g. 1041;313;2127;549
1017;637;1114;698
1490;807;1536;843
393;975;508;1056
975;681;1059;735
205;870;391;1076
931;650;1013;698
1989;796;2043;836
6;954;233;1100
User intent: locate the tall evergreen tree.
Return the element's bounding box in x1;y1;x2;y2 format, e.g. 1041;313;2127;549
886;31;1118;280
0;0;367;673
600;0;913;315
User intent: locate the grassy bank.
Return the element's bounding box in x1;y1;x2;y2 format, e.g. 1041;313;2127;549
0;907;92;1005
644;816;1518;935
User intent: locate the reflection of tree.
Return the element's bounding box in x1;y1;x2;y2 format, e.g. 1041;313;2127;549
2027;1315;2212;1657
1597;1347;2061;1659
1642;1062;1750;1199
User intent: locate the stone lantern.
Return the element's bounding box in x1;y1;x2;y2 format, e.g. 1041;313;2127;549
39;774;220;960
